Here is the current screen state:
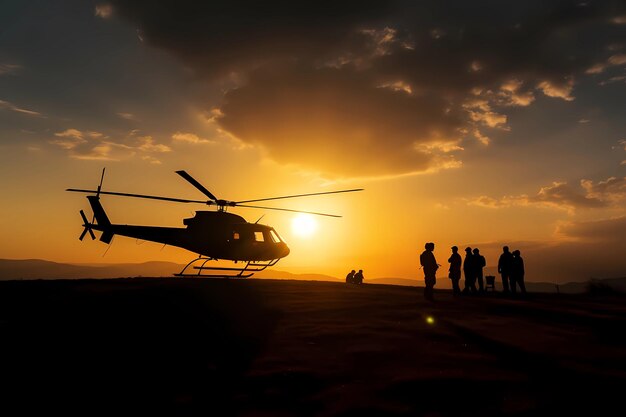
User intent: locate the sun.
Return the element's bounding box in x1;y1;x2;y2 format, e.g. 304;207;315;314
291;214;317;237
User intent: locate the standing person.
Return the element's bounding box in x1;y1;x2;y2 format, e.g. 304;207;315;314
463;247;476;294
345;269;356;284
498;246;513;294
473;248;486;293
420;242;438;301
354;269;364;285
511;250;526;295
448;246;462;295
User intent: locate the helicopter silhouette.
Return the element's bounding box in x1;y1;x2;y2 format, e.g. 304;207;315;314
67;169;362;278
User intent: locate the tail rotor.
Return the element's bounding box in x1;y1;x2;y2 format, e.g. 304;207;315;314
79;210;96;241
77;168;105;241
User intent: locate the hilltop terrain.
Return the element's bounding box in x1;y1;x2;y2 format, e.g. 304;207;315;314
1;278;625;416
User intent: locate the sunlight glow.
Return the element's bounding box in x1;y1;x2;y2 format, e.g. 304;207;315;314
291;214;317;238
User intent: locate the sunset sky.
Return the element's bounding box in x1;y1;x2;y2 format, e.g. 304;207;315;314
1;0;625;282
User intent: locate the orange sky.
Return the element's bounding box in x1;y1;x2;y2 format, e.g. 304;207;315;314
1;1;625;282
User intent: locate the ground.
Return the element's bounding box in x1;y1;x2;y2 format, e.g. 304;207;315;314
1;278;625;416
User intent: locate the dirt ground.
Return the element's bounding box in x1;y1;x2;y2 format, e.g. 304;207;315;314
1;278;625;416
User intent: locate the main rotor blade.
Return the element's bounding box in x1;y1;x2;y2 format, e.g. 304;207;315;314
67;189;209;204
236;204;341;218
235;188;364;204
176;170;218;201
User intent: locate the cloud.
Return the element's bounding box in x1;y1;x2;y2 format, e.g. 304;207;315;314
466;194;529;209
171;132;215;145
530;181;605;209
467;176;626;212
54;129;103;139
141;155;162;165
95;4;113;19
586;53;626;74
556;216;626;243
50;128;170;162
0;63;21;76
109;0;626;177
117;112;135;120
217;67;464;177
498;79;536;106
599;75;626;86
136;135;171;153
581;176;626;203
0;99;42;117
536;78;575;101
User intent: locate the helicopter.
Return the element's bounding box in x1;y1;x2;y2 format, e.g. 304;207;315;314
67;169;362;278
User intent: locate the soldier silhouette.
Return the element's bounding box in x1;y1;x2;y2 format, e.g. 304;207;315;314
420;242;438;301
346;269;356;284
473;248;486;293
463;247;476;294
498;246;513;293
511;250;526;295
448;246;462;295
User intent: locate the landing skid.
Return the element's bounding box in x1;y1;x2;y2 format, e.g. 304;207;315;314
174;256;280;278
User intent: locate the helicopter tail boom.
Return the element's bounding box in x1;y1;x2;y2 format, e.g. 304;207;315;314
87;196;114;243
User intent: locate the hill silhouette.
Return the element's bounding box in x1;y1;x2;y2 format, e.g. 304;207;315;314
1;278;624;416
1;258;624;293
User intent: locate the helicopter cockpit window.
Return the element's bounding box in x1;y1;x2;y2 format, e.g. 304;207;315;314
269;230;281;243
232;232;240;240
254;231;264;242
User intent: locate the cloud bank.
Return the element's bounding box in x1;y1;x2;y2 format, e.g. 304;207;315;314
108;0;626;177
468;177;626;212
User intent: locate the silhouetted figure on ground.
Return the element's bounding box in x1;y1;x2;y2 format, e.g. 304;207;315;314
354;269;364;285
420;242;438;301
448;246;462;295
511;250;526;295
473;248;486;293
346;269;356;284
498;246;513;294
462;247;476;294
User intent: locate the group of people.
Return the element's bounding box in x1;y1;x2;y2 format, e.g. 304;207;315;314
420;243;526;301
345;269;364;285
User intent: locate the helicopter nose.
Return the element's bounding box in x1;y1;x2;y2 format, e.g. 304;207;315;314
280;243;290;258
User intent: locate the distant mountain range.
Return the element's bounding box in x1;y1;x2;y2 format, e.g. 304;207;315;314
0;258;624;294
0;258;341;282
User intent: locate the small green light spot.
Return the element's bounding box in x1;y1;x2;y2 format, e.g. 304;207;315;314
426;316;435;325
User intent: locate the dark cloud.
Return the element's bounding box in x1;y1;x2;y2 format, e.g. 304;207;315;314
218;67;463;177
557;216;626;243
530;181;606;209
109;0;626;177
109;0;393;78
